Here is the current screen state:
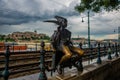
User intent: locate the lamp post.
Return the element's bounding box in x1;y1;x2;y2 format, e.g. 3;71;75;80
114;27;120;43
39;41;47;80
82;11;91;48
87;11;90;48
118;27;120;44
82;11;91;64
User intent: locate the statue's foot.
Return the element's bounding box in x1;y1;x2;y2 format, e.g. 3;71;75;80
45;66;53;71
57;65;63;74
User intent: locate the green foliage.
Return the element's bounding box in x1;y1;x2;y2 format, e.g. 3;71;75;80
0;33;50;42
72;38;81;40
31;36;39;40
75;0;120;13
43;36;50;40
5;38;15;42
0;34;6;41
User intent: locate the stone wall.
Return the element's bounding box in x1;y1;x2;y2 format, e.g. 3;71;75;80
73;57;120;80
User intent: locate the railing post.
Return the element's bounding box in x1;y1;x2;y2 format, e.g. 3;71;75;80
118;44;120;55
112;44;115;55
79;43;82;49
104;44;107;57
78;43;83;72
90;45;93;62
39;41;47;80
97;43;102;64
36;43;37;51
108;43;112;60
12;43;14;52
111;44;115;54
115;43;119;57
2;45;10;80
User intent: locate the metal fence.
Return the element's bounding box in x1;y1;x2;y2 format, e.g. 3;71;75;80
0;42;120;80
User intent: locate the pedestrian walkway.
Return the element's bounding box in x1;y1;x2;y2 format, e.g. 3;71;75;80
10;53;119;80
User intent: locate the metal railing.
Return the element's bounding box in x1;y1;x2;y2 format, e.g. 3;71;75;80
0;42;120;80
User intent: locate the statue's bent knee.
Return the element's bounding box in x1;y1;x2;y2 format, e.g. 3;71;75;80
62;45;72;56
71;47;84;56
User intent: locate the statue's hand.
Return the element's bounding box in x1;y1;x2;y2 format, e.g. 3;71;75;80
51;46;56;52
52;48;56;52
64;40;73;46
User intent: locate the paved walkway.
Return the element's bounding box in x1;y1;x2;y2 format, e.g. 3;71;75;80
10;67;78;80
10;53;119;80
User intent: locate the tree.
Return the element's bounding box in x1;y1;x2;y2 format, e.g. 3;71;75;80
0;35;6;41
43;36;50;40
5;37;15;42
75;0;120;13
75;0;120;48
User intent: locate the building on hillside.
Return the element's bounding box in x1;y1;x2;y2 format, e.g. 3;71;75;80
72;37;102;48
6;31;47;42
103;39;118;45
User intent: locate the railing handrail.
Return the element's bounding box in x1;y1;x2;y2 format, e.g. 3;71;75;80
0;42;120;80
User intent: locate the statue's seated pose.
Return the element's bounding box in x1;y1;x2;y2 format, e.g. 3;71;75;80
44;16;84;72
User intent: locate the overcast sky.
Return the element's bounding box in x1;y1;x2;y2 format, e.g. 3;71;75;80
0;0;120;40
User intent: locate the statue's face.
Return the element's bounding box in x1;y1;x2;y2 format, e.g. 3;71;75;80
62;21;67;28
65;22;67;27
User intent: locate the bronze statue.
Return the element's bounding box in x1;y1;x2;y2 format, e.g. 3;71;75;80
44;16;84;74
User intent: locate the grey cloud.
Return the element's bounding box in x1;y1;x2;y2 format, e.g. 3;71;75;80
0;9;41;25
0;0;80;25
0;0;120;40
0;20;56;36
67;11;120;38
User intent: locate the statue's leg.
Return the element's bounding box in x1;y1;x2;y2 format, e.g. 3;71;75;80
59;45;72;64
71;46;84;56
71;46;84;72
76;57;83;72
57;45;72;74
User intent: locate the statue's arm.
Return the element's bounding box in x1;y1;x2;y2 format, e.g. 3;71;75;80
50;30;60;51
50;32;57;50
69;32;73;46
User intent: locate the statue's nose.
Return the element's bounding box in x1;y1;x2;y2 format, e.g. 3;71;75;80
43;20;60;25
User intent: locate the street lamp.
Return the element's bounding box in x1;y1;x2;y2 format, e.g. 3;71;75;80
118;27;120;44
114;27;120;43
81;11;91;64
82;11;91;48
81;17;84;23
87;11;90;48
